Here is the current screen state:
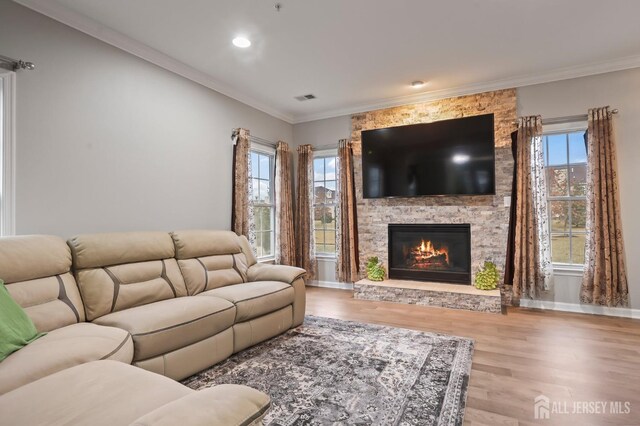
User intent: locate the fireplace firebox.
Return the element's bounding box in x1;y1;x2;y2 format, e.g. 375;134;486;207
388;224;471;284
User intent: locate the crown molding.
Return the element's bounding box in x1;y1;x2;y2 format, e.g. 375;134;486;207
14;0;640;126
14;0;296;124
292;54;640;123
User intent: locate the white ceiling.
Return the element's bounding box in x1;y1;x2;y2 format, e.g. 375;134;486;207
17;0;640;123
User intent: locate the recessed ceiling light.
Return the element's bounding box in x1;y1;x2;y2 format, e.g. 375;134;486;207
232;37;251;48
411;80;426;88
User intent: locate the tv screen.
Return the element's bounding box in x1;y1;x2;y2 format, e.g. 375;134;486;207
361;114;495;198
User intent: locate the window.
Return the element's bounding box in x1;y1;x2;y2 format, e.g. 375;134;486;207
250;149;275;259
313;155;338;256
0;71;15;236
543;130;587;265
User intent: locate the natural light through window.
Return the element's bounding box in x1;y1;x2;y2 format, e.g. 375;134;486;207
251;149;275;259
313;155;338;256
543;130;587;265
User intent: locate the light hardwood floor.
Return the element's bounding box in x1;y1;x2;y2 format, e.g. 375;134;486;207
306;287;640;426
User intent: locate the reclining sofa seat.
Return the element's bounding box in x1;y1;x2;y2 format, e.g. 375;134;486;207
68;232;236;380
0;235;133;395
170;230;306;353
0;360;270;426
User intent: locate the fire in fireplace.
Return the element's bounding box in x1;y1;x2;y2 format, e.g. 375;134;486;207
407;239;450;270
388;224;471;284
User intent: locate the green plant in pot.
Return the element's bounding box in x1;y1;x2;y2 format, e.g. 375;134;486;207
475;261;499;290
366;257;385;282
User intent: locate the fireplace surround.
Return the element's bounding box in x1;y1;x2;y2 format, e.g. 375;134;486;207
388;224;471;284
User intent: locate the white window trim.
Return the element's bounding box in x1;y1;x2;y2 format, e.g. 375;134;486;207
249;142;275;156
543;120;588;275
250;143;276;261
314;148;338;157
313;151;338;258
0;71;16;236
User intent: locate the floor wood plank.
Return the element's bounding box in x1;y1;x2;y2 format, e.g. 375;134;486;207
306;287;640;425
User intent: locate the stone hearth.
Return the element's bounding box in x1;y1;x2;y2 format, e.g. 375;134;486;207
354;279;502;314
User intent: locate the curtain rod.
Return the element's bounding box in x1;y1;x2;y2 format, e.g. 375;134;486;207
0;54;35;71
512;109;619;126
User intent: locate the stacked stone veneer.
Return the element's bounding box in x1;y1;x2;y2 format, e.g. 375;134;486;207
351;89;517;300
353;282;502;313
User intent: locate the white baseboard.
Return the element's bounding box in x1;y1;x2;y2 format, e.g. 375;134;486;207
519;299;640;319
307;280;354;290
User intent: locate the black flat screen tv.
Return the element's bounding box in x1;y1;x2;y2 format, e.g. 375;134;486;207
361;113;495;198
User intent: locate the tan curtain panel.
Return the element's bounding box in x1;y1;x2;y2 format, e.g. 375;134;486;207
275;141;296;266
336;139;359;283
231;128;255;243
581;107;628;307
513;116;552;300
296;144;316;278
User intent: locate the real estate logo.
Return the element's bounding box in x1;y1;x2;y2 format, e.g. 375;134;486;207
534;395;550;419
533;394;631;420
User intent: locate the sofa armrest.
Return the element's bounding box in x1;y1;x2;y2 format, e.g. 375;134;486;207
247;263;305;284
129;384;270;426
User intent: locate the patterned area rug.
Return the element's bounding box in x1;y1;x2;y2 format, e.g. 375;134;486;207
183;316;474;426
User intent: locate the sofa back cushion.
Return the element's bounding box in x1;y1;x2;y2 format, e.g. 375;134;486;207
170;230;257;295
0;235;85;332
69;232;187;321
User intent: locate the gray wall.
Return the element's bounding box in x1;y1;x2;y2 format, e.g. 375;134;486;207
0;0;292;237
294;69;640;309
292;116;351;148
517;68;640;309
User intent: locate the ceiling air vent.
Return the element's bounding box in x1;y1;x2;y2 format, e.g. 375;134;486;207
295;94;316;101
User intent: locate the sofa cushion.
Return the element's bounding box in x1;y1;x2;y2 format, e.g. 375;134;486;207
68;231;175;269
0;235;71;283
177;254;248;295
93;296;235;361
0;235;85;331
0;322;133;395
76;259;187;321
69;232;188;321
171;230;257;295
247;263;306;284
0;360;192;426
200;281;294;322
171;230;242;260
130;384;270;426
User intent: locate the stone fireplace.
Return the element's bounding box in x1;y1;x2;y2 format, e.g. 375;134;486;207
351;88;517;311
388;224;471;284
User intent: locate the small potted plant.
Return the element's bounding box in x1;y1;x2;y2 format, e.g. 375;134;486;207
475;261;499;290
366;256;385;282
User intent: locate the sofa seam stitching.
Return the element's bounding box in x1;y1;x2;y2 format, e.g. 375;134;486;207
103;267;121;313
131;305;235;337
227;286;293;304
239;401;271;426
99;333;132;360
56;274;81;323
195;257;209;294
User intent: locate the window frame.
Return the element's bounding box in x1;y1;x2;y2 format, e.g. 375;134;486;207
542;121;588;271
250;144;276;261
0;71;16;237
313;150;338;258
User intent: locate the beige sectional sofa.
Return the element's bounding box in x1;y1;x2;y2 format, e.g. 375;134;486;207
0;230;307;425
0;235;134;395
